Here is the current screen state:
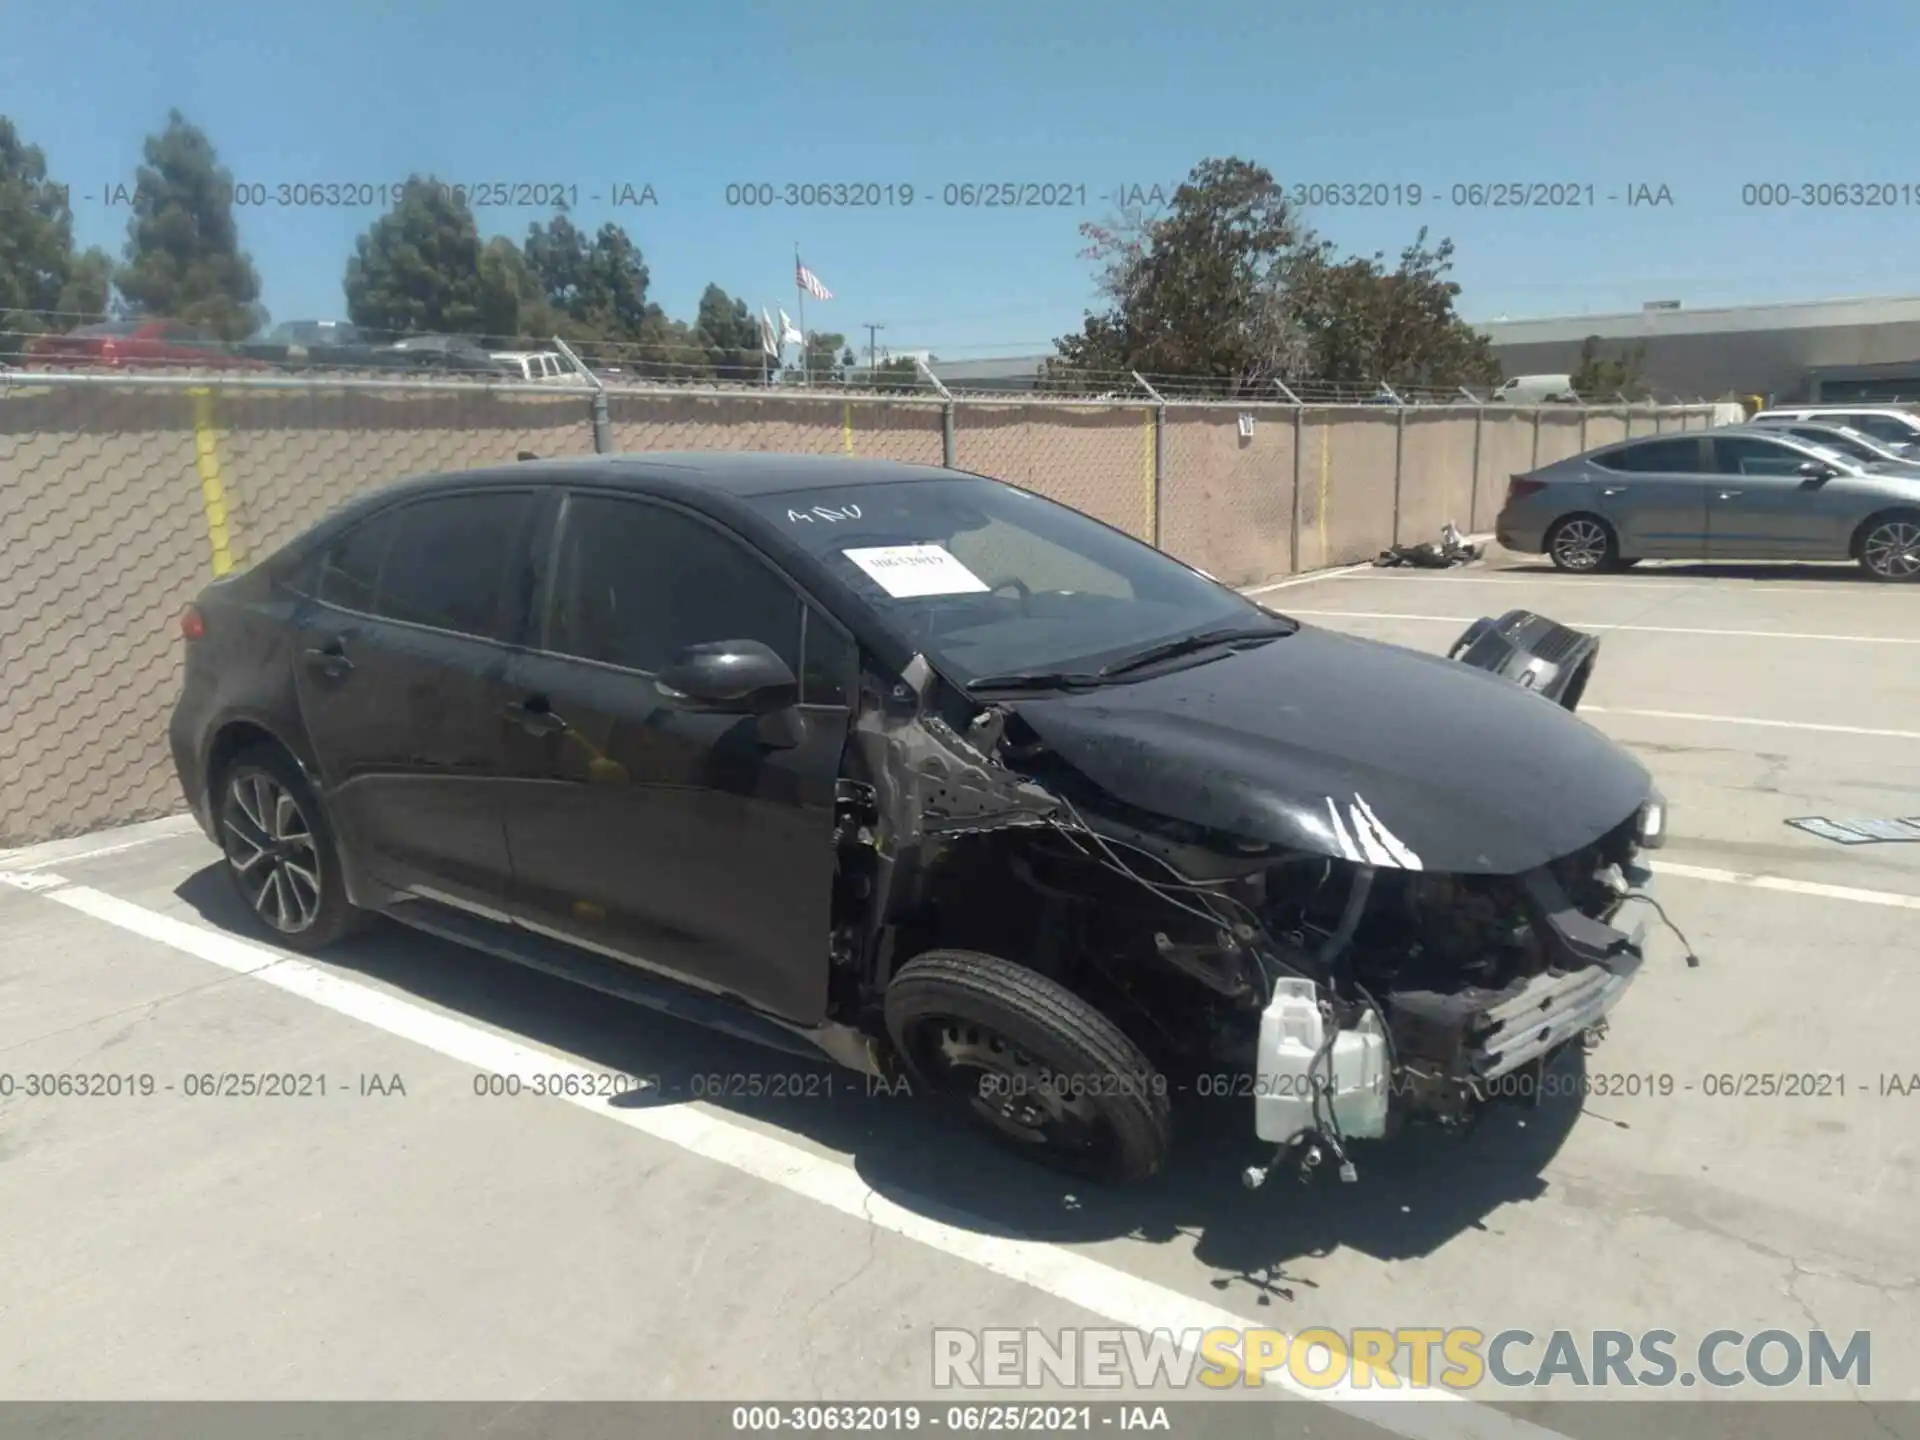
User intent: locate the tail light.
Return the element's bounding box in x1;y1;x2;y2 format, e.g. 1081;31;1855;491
180;604;206;641
101;340;118;365
1505;475;1548;502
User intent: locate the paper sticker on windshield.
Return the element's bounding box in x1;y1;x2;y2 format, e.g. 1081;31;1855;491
843;544;990;599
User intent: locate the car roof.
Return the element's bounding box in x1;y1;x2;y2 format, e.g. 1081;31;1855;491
1755;406;1917;417
1707;424;1843;447
1753;418;1873;435
391;451;967;501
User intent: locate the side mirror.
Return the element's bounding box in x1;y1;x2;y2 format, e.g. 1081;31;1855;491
657;640;798;715
1796;459;1836;482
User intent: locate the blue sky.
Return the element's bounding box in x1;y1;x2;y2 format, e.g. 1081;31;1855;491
4;0;1917;357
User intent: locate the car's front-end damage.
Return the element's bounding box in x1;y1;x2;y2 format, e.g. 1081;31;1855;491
833;607;1681;1184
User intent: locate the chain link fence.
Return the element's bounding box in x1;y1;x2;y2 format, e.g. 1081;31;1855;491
0;370;1718;847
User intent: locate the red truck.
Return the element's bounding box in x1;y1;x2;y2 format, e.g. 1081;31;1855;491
25;320;276;371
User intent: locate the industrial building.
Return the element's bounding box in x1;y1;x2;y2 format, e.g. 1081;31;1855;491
917;295;1920;403
1479;295;1920;404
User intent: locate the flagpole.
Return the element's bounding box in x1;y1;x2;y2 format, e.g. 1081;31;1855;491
794;242;807;384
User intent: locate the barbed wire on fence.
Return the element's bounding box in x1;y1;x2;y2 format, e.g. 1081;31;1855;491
0;309;1731;407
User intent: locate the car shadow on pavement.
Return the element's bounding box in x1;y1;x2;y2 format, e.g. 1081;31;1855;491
1494;560;1877;583
176;863;1583;1297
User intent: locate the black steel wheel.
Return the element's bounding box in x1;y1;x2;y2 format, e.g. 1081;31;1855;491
1545;514;1620;573
1859;513;1920;582
883;949;1173;1183
216;744;363;950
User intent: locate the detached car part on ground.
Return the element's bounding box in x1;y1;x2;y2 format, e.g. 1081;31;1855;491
171;456;1682;1189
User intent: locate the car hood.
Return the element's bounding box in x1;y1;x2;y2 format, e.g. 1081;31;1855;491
1003;624;1653;875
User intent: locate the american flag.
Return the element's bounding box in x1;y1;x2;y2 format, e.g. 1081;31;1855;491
796;262;833;300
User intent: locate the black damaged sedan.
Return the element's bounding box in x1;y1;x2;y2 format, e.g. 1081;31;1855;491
170;453;1674;1185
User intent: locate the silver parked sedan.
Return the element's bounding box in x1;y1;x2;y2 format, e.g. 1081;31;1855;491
1494;425;1920;582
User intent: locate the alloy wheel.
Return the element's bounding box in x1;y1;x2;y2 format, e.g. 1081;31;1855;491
221;771;323;933
1862;519;1920;580
1552;518;1609;570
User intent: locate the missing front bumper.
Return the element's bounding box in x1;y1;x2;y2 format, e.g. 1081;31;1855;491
1250;871;1654;1149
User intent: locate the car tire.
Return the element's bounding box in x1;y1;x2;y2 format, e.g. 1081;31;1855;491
214;743;366;951
1856;511;1920;583
883;949;1174;1184
1545;513;1621;573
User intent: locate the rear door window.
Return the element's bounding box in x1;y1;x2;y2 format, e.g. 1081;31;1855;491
1593;437;1708;472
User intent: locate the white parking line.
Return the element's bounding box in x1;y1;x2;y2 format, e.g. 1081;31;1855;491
0;813;199;870
1335;571;1876;596
2;871;1559;1440
1651;861;1920;912
1583;706;1920;741
1279;609;1920;645
1241;562;1377;594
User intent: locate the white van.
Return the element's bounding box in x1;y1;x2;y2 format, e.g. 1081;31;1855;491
490;350;575;383
1488;374;1578;404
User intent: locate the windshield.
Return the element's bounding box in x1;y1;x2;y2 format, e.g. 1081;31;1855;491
1838;415;1919;446
746;475;1279;685
1793;429;1878;460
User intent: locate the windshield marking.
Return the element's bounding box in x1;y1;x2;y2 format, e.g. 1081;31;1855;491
786;503;862;524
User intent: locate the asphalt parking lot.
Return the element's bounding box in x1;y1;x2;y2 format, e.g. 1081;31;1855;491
3;549;1916;1438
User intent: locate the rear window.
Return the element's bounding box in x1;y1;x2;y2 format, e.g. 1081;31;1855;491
316;490;538;641
69;321;145;337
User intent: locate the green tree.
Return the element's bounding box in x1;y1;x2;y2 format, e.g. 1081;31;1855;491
523;213;655;344
630;311;711;380
866;355;925;391
694;283;762;384
1052;157;1316;395
1286;229;1500;391
478;236;555;344
782;331;847;383
1569;335;1651;400
343;175;520;338
0;117;113;347
1052;156;1496;395
114;110;263;339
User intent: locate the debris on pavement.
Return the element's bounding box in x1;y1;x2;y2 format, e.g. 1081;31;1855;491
1375;521;1483;569
1786;815;1920;845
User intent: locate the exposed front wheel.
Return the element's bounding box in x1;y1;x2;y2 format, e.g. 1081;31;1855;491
215;745;365;950
883;949;1174;1183
1859;514;1920;582
1545;514;1621;573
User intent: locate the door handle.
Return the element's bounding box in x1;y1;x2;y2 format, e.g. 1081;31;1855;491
503;698;569;736
1599;487;1626;497
1717;490;1743;500
301;642;354;678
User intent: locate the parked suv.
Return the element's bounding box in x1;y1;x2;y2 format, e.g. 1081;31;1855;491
491;350;576;382
1751;406;1920;454
170;453;1670;1186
